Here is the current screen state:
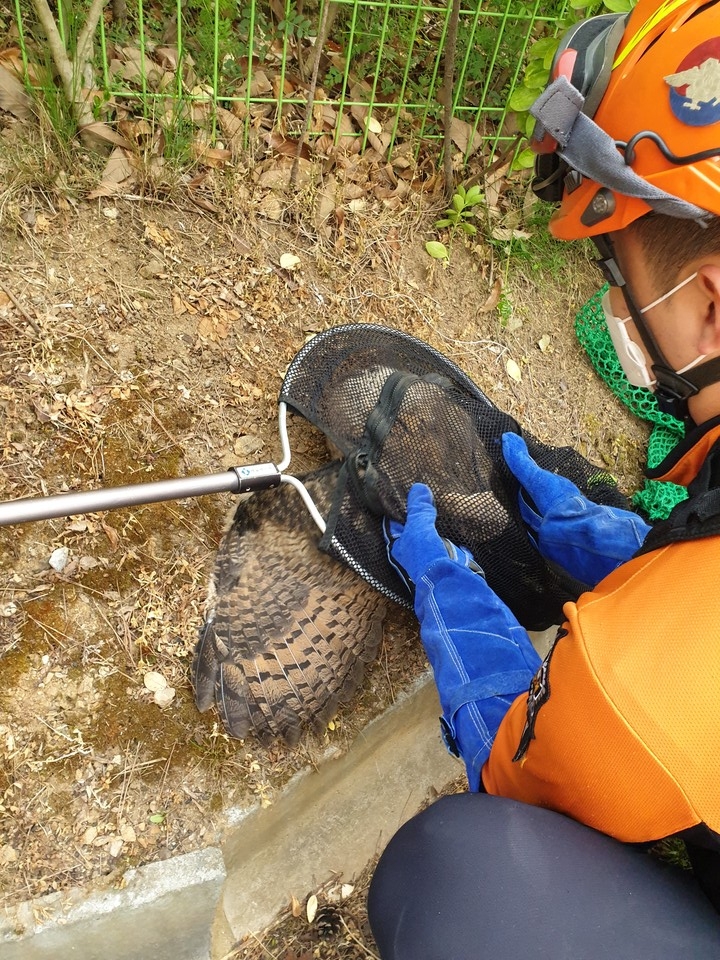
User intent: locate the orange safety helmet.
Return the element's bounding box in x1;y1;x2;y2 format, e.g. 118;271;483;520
530;0;720;240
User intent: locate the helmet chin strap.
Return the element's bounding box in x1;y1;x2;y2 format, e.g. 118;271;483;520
593;234;720;426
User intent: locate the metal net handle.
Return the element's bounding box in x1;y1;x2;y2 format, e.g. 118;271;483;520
0;401;326;532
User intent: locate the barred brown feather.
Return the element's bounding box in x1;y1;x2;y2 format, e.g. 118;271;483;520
194;462;386;746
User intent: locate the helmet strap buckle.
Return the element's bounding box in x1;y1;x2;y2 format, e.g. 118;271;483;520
652;369;699;425
593;234;625;286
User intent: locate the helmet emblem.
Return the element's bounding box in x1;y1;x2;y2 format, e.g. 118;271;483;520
664;39;720;126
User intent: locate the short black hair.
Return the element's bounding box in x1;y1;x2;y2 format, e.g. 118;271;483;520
628;212;720;288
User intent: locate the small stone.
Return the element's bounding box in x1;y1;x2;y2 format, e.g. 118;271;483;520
108;837;124;858
138;259;165;279
82;826;98;845
49;547;69;571
153;685;176;708
0;844;18;864
233;435;264;458
120;824;136;843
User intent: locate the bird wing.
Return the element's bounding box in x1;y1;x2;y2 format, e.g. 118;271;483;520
194;462;387;746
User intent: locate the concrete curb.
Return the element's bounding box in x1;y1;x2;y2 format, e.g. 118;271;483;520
1;672;461;960
215;671;461;952
0;847;226;960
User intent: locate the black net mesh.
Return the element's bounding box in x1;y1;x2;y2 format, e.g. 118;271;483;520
281;324;629;631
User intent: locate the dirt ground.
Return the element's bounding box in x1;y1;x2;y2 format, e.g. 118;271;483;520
0;122;649;956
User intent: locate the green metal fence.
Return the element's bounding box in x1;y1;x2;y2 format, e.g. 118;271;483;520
9;0;570;163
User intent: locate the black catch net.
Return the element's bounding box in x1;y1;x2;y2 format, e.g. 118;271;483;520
280;324;629;631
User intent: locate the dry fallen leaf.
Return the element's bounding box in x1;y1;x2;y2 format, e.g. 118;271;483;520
279;253;301;271
79;120;133;150
538;334;551;353
267;129;312;161
306;894;318;924
198;313;230;341
108;837;124;858
216;106;245;156
143;671;168;693
258;193;284;221
327;882;355;902
101;520;120;550
0;844;18;864
33;214;52;235
291;895;302;918
144;221;175;248
492;226;532;243
479;278;502;314
0;63;32;120
193;144;232;168
314;175;337;238
144;670;176;707
87;147;136;199
448;116;483;157
81;826;98;846
506;358;522;383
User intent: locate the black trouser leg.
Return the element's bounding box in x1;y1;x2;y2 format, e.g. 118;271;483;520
367;793;720;960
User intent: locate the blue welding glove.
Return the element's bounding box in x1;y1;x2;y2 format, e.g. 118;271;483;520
385;483;541;791
502;432;651;588
384;487;484;591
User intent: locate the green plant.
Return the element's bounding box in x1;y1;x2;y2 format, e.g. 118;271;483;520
190;0;237;81
278;5;312;42
426;183;485;263
33;80;78;146
497;290;514;328
436;183;484;236
425;240;450;266
324;64;344;91
649;837;692;871
509;0;636;170
161;112;198;167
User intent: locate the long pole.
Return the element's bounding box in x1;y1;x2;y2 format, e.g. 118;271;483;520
0;463;281;526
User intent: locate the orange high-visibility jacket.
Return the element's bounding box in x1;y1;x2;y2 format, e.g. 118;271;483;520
483;419;720;846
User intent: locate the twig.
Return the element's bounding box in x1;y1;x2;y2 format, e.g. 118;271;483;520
340;916;380;959
290;0;334;187
29;0;108;132
75;0;107;68
485;132;524;176
217;930;283;960
0;279;42;334
442;0;462;200
0;314;28;336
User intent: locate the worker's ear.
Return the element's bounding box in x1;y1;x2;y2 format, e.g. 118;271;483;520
696;264;720;354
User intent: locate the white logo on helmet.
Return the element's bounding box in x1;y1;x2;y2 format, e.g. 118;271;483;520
665;57;720;111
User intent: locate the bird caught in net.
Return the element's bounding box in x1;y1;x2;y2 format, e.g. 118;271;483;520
194;325;630;746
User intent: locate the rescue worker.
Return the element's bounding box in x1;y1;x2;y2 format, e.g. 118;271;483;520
368;1;720;955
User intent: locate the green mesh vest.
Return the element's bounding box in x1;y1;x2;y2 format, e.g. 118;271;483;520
574;285;687;521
